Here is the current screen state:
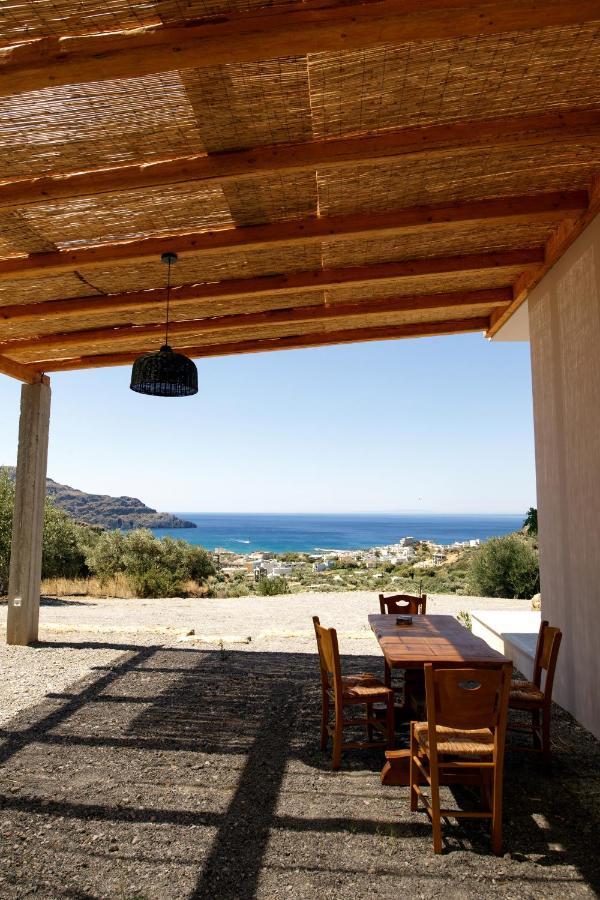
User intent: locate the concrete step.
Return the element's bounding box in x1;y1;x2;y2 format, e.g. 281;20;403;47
471;609;540;678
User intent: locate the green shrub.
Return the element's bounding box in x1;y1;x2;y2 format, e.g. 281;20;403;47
457;610;472;631
121;529;171;579
86;528;215;597
469;534;539;599
129;566;183;599
0;469;94;590
42;501;92;579
186;545;216;583
0;469;215;598
209;579;252;598
0;470;13;591
256;576;289;596
85;529;127;581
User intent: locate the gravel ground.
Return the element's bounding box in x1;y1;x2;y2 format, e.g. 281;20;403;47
2;591;529;643
0;592;528;725
2;593;599;899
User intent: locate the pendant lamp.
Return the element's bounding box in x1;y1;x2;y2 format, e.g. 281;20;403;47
130;252;198;397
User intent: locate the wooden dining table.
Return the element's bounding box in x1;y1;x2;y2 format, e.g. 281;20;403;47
369;613;511;669
368;614;511;785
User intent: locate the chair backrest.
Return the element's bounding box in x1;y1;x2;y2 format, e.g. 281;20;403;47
532;620;562;696
424;662;512;733
313;616;342;694
379;592;427;615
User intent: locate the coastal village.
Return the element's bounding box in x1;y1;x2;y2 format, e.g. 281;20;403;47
212;536;482;596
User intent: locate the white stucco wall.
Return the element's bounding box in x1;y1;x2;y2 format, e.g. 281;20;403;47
528;214;600;739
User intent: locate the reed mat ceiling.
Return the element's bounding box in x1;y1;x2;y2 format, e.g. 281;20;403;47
0;0;599;382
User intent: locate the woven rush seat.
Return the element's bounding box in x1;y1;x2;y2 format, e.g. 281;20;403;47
313;617;394;768
413;721;494;756
507;622;562;766
410;664;511;854
341;673;391;700
510;678;545;704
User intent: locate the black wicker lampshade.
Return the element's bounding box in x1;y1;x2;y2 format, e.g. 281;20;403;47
130;344;198;397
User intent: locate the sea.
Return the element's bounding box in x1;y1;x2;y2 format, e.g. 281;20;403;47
150;513;524;554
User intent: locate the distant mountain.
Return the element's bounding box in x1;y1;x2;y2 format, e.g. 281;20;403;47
2;467;196;530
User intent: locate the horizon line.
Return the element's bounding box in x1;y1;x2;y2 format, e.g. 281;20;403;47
170;510;527;517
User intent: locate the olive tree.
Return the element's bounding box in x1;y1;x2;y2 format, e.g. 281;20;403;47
86;528;215;597
42;500;90;579
469;534;540;599
0;468;92;590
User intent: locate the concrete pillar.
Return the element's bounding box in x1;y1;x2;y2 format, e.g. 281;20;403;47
6;379;51;646
528;214;600;739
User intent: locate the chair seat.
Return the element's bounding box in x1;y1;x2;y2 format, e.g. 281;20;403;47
341;672;392;701
413;721;494;756
510;678;545;705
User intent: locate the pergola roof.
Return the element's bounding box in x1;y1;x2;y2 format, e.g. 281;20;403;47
0;0;599;382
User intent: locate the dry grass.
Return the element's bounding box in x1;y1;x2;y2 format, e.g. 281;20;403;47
41;574;137;599
181;579;209;598
40;575;207;600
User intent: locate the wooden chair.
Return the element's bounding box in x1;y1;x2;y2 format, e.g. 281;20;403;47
410;662;512;855
379;592;427;616
379;593;427;702
508;620;562;766
313;616;394;770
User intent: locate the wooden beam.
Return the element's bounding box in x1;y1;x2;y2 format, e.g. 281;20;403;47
36;317;490;372
1;109;599;211
488;178;600;337
0;193;580;283
2;288;511;355
2;0;599;97
0;252;537;324
0;353;42;383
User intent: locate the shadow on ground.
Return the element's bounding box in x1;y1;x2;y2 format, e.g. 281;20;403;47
0;596;93;607
39;596;94;607
0;641;599;899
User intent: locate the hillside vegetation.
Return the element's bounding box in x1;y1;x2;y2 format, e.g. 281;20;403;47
210;537;539;600
0;468;538;601
0;470;213;598
2;466;195;530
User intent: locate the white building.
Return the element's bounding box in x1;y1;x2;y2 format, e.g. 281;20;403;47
253;559;294;579
394;546;416;563
313;560;335;573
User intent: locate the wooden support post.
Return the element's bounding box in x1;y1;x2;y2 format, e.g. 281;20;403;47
6;379;51;646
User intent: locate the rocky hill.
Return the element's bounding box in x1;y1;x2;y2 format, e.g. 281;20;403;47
2;467;196;530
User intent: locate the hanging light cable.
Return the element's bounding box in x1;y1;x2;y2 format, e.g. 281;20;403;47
130;252;198;397
164;250;173;347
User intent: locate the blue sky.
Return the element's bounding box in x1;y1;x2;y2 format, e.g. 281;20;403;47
0;333;536;514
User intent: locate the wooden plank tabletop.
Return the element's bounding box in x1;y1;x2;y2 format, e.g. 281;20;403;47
368;614;511;668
